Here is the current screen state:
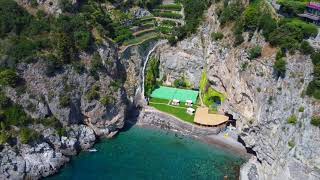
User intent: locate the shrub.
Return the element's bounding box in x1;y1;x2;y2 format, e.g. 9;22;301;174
100;95;113;106
278;0;306;16
57;127;67;136
86;85;100;101
211;32;224;41
42;117;62;129
19;128;39;144
311;116;320;127
300;41;314;55
248;46;262;60
173;78;187;88
59;95;70;107
287;115;297;125
311;51;320;65
0;92;10;108
298;107;304;112
219;2;244;25
3;105;31;126
74;31;92;51
0;131;9;145
0;69;19;87
288;140;295;148
273;58;287;79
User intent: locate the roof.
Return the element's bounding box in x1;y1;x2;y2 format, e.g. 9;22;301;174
151;86;199;103
298;13;320;21
308;2;320;11
194;107;229;126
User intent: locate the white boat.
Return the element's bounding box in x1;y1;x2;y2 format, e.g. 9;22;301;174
88;148;97;152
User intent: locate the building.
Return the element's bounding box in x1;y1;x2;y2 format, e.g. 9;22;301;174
186;108;195;115
185;100;193;107
171;99;180;106
298;2;320;25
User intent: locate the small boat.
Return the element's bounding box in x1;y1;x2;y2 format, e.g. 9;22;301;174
88;148;97;152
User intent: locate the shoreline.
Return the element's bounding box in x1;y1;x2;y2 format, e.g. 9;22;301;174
136;123;251;160
131;106;251;160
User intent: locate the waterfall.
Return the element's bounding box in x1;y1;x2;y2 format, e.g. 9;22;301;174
139;40;167;100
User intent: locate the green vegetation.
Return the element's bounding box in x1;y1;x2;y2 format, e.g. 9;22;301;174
274;50;287;79
169;0;211;44
211;32;224;41
19;127;39;144
86;85;100;101
150;97;170;104
288;140;295;148
200;71;226;110
219;1;244;25
298;107;305;112
145;57;160;97
59;95;71;107
123;33;159;46
149;102;195;123
100;95;114;106
248;46;262;60
173;77;189;88
311;116;320;127
157;4;182;11
153;11;183;19
277;0;309;17
287;115;298;124
307;51;320;99
0;69;19;87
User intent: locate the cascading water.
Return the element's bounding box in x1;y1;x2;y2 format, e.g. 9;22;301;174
138;40;167;101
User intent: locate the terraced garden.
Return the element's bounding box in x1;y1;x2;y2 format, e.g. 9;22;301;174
120;2;184;51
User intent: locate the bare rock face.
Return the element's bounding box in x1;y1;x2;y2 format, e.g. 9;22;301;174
154;4;320;180
154;38;205;88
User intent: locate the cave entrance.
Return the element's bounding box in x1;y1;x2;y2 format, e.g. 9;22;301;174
225;112;236;127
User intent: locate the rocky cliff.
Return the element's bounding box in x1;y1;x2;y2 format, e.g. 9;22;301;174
151;4;320;180
0;39;127;179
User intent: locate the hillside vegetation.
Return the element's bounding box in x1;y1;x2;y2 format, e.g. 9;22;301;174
217;0;319;99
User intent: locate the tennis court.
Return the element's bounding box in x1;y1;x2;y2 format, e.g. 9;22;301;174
151;86;199;103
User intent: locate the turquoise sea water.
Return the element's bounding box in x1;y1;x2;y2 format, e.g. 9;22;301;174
48;127;245;180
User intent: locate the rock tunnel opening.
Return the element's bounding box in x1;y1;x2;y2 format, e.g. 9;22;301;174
224;112;236;127
237;136;261;163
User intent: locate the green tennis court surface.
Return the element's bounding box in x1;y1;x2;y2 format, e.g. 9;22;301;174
151;86;199;103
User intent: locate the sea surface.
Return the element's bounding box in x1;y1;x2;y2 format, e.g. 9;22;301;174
48;126;245;180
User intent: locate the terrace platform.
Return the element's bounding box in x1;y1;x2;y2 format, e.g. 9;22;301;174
194;107;229;127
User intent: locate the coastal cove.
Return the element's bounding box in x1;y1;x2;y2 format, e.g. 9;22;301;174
47;126;246;180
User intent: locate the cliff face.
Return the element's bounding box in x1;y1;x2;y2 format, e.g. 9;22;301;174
0;39;127;179
153;4;320;180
